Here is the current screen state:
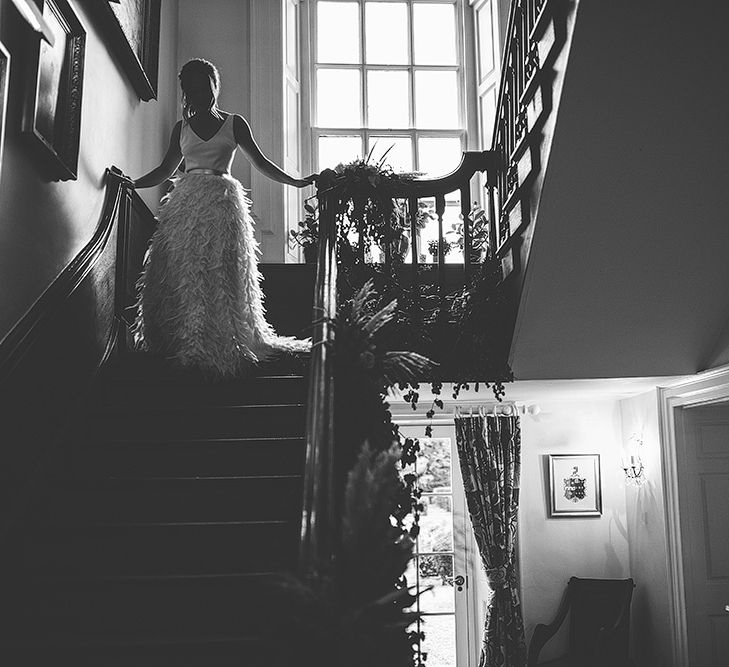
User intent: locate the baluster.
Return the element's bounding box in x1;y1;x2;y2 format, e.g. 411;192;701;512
409;196;420;322
435;194;446;297
487;167;498;255
358;222;366;263
460;187;472;280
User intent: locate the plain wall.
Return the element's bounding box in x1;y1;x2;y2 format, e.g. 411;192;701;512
0;0;179;342
619;389;672;667
510;0;729;380
518;399;630;661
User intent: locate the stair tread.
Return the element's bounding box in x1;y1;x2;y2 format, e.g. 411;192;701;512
62;473;302;482
24;571;281;583
82;435;305;444
0;633;260;647
95;402;306;413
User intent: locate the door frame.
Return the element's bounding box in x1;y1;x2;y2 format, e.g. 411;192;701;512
658;363;729;666
395;416;481;667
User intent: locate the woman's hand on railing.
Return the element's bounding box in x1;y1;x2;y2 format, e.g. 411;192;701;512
106;166;136;189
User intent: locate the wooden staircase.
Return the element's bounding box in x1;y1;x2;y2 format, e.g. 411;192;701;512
0;354;308;666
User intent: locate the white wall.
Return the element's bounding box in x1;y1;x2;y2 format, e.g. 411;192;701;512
619;389;672;667
518;398;630;661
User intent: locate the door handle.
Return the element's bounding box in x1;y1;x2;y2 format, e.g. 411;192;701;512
455;575;465;591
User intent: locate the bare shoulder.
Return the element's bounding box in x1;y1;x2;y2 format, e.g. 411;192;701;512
169;120;183;147
232;114;253;143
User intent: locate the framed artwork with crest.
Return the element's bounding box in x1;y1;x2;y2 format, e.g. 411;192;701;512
548;454;602;517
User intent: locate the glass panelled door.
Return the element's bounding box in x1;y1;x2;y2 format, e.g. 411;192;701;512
399;423;475;667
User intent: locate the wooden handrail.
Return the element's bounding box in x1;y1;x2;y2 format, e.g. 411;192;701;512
388;150;497;197
299;169;339;575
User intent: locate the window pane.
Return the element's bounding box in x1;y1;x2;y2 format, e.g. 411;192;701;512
414;70;459;128
418;137;462;177
404;557;418;611
368;136;413;172
365;2;408;64
477;1;496;79
317;2;360;63
416;438;452;492
480;88;497;149
317;69;361;127
421;614;456;666
413;4;457;66
419;494;453;553
442;199;465;263
418;554;454;613
367;70;409;128
318;135;363;169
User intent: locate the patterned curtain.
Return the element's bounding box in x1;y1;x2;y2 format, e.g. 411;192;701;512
454;414;526;667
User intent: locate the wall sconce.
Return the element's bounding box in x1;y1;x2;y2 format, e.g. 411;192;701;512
621;433;646;486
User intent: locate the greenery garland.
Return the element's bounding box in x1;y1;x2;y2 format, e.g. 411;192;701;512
295;156;513;397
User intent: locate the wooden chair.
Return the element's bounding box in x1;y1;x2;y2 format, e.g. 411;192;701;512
527;577;635;667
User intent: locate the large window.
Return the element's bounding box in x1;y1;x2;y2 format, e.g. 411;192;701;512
310;0;467;177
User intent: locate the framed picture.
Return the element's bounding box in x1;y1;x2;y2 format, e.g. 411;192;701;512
0;40;9;186
548;454;602;517
84;0;161;101
22;0;85;181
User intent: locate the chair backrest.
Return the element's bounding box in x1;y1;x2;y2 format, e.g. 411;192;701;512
567;577;634;667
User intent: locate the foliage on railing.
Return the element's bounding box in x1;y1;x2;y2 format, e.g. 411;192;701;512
280;282;435;666
297;152;511;664
269;443;424;667
295;158;512;387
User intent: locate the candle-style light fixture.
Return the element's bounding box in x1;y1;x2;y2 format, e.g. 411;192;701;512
621;433;646;486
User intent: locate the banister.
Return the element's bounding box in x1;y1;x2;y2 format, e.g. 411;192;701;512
387;150;497;198
489;0;549;252
299;168;339;575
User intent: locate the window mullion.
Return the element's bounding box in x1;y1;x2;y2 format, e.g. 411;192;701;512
360;0;367;137
408;0;418;170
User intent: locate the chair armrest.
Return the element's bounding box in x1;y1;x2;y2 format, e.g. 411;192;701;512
595;581;635;651
527;582;573;666
528;624;556;666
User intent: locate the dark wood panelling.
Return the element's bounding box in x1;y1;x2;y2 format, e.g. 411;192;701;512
0;168;155;536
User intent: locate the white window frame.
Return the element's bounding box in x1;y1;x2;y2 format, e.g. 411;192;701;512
302;0;476;175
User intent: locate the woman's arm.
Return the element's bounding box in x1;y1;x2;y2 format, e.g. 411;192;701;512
129;122;184;189
233;115;315;188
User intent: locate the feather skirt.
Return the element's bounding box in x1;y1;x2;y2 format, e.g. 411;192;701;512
133;173;310;377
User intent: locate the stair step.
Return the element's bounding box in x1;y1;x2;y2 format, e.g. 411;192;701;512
2;573;281;638
72;436;306;478
105;351;309;384
41;476;303;524
85;404;306;440
0;634;267;667
17;521;299;576
101;374;307;408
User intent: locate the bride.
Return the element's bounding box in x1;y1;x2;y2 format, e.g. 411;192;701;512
126;59;315;378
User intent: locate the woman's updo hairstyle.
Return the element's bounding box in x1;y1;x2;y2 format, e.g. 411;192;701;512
179;59;220;120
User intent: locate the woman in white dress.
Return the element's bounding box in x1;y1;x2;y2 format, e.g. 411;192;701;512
126;59;315;377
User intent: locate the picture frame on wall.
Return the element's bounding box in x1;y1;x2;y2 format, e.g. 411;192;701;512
21;0;86;181
0;40;10;187
548;453;602;517
84;0;161;101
